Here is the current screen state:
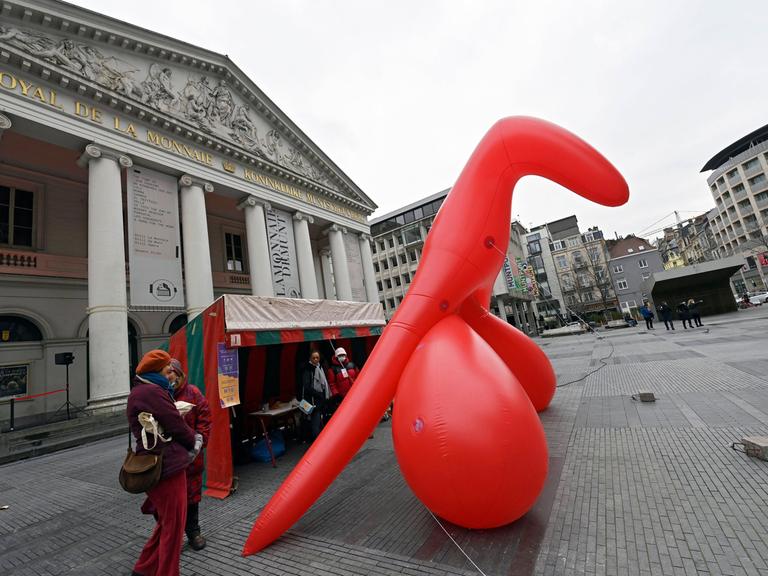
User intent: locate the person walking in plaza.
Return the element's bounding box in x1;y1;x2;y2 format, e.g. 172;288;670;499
301;350;331;440
128;350;202;576
169;359;211;551
677;300;693;329
658;301;675;330
638;302;654;330
687;298;703;327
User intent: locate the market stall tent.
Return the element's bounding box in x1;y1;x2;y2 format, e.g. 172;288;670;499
165;294;386;498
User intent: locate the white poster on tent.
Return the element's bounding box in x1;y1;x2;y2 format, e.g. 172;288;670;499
266;207;302;298
127;167;185;308
344;233;366;302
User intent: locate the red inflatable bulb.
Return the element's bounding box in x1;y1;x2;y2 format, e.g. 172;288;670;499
392;315;547;528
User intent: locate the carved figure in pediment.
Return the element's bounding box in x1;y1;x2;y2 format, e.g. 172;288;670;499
229;105;262;151
140;63;179;113
284;147;305;173
66;42;104;81
0;25;55;54
264;129;284;162
179;75;215;132
210;81;235;126
307;164;328;182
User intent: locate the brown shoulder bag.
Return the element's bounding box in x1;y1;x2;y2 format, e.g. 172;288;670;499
119;426;163;494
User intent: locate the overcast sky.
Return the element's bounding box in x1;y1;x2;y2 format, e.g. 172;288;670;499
68;0;768;239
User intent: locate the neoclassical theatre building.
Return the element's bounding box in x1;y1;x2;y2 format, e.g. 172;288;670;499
0;0;380;426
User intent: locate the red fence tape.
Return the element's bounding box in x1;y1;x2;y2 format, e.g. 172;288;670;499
8;388;67;402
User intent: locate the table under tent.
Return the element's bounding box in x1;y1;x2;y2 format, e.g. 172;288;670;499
165;294;386;498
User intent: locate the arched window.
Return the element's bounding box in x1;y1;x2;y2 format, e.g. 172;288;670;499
169;314;188;335
0;315;43;342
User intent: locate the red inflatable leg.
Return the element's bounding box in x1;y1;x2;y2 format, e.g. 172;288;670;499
460;296;556;412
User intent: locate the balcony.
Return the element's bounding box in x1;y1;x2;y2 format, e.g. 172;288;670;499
750;179;768;194
213;271;251;291
739;203;754;217
733;188;748;201
0;249;87;279
743;164;764;178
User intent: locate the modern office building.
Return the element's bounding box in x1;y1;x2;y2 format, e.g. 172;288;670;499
606;236;664;315
0;0;379;426
702;124;768;293
368;189;447;318
369;190;538;334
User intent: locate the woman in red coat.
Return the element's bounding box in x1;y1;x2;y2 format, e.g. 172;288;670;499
169;359;212;551
128;350;200;576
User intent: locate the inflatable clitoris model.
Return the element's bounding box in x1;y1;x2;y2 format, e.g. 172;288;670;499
244;116;629;554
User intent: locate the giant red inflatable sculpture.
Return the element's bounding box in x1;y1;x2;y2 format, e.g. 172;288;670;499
243;116;629;554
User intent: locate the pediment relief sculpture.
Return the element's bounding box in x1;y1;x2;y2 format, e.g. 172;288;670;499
0;23;348;195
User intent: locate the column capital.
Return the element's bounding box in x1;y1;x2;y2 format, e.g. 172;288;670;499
179;174;214;193
237;195;270;211
0;112;11;142
77;143;132;168
319;248;332;258
324;223;347;236
358;232;372;242
293;211;314;224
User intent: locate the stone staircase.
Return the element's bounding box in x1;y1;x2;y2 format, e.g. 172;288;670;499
0;412;127;465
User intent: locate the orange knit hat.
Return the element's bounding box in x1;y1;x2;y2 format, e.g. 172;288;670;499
136;350;171;375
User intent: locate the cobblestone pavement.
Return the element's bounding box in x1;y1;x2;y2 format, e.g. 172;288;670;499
1;306;767;576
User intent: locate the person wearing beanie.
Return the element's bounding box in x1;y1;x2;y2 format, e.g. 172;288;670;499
327;347;359;410
168;359;211;551
127;350;200;576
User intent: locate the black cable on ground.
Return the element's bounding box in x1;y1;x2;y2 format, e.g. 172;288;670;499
555;332;615;388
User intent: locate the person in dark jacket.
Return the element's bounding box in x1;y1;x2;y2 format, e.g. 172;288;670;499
300;351;331;439
687;298;703;327
677;301;692;329
638;303;654;330
128;350;200;576
169;359;211;551
658;302;675;331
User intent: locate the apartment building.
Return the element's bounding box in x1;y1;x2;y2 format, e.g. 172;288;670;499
522;225;565;324
607;236;664;314
547;216;619;318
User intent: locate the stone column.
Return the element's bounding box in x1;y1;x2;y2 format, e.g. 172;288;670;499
358;233;379;304
179;175;215;318
313;253;325;298
326;224;352;301
0;112;11;142
512;301;524;330
292;212;319;299
320;248;335;300
78;144;131;410
496;296;507;322
238;196;274;297
525;302;538;336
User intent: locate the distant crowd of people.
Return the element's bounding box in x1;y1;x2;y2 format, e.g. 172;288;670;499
638;299;703;331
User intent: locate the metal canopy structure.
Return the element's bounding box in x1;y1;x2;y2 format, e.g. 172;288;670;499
647;256;746;315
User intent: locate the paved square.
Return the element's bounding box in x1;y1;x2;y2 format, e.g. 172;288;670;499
1;307;767;575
